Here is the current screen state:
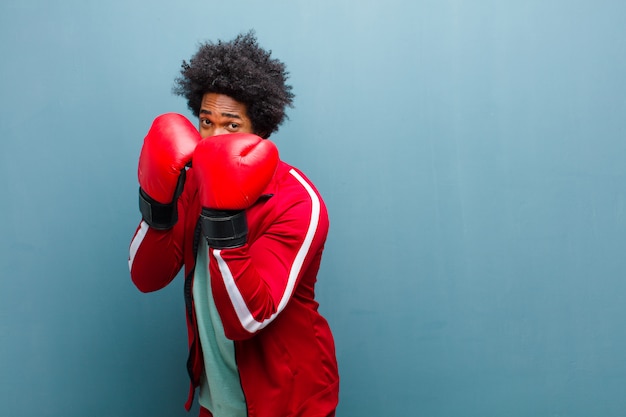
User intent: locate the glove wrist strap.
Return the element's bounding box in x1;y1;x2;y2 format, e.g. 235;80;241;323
200;208;248;249
139;187;178;230
138;169;187;230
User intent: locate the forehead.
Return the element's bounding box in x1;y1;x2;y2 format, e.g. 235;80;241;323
200;93;249;118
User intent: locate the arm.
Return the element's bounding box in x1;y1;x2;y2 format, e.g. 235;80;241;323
128;113;201;292
192;134;326;339
128;202;187;293
209;169;329;340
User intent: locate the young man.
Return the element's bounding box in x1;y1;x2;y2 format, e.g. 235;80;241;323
128;32;339;417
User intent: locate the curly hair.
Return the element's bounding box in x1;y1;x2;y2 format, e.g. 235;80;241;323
172;31;294;138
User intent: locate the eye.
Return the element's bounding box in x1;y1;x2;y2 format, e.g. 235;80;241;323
201;118;212;126
228;123;240;130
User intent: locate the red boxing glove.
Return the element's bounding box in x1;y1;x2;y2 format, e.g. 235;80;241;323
193;133;279;248
138;113;201;229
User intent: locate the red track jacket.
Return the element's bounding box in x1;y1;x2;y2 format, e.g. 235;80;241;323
129;160;339;417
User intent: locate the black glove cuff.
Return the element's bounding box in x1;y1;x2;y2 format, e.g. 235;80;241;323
138;169;187;230
139;187;178;230
200;208;248;249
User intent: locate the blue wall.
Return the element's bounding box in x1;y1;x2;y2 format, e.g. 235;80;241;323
2;1;625;416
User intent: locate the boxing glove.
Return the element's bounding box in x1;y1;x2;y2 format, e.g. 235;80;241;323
193;133;279;248
138;113;201;229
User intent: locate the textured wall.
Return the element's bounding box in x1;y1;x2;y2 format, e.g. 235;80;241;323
1;1;625;416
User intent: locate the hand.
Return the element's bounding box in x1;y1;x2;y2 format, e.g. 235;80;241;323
137;113;201;229
192;133;279;248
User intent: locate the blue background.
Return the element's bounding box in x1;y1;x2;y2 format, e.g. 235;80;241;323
2;1;625;416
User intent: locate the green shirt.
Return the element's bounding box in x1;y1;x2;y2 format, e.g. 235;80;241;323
193;239;246;416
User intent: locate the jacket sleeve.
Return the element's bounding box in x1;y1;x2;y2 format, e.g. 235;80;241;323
128;171;198;293
208;170;329;340
128;220;185;292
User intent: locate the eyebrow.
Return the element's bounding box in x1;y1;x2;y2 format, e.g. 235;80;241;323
199;109;242;120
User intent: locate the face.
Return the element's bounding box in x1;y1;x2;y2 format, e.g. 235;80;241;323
198;93;254;138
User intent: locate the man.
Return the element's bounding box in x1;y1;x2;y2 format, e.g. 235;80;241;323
128;31;339;417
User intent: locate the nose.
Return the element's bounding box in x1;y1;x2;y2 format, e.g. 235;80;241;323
201;127;224;139
212;127;231;136
203;127;231;138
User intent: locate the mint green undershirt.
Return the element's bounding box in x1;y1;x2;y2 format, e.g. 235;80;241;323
193;239;246;417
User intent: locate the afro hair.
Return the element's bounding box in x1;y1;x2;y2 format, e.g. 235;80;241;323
172;31;294;138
